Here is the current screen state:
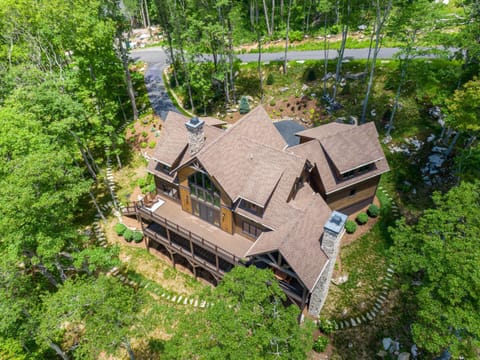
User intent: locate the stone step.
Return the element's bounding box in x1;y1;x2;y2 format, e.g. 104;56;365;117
200;301;206;308
350;318;357;327
177;295;183;303
184;298;188;305
171;296;177;302
194;299;198;307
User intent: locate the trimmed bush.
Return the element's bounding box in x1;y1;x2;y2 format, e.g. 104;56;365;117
345;220;357;234
313;336;329;353
148;140;156;149
318;318;335;335
123;229;134;242
356;212;369;225
132;231;144;243
239;96;250;114
266;73;275;85
367;204;380;218
140;142;147;148
114;223;127;236
142;131;148;138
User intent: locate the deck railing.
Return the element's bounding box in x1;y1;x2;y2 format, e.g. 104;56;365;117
124;200;242;266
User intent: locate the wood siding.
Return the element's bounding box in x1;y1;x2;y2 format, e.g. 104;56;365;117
220;207;233;234
325;176;380;214
179;186;192;213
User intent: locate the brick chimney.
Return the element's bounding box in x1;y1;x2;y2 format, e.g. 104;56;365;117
185;117;205;155
308;211;347;317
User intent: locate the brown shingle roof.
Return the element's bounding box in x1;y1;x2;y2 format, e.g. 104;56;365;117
289;123;389;194
247;188;331;291
200;116;227;128
295;122;354;141
149;112;223;175
320;122;385;173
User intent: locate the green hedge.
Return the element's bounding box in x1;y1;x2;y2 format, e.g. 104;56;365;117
313;336;329;353
115;223;127;236
367;204;380;218
132;231;144;243
356;212;369;225
345;220;357;234
124;229;134;242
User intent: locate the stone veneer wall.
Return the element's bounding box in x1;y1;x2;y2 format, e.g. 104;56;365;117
308;227;345;317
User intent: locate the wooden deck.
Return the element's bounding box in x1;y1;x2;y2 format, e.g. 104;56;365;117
124;195;254;280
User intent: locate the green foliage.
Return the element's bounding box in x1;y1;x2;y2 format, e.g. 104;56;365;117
141;131;148;138
37;276;141;358
148;140;156;149
345;220;357;234
115;223;127;236
164;266;313;359
391;181;480;357
239;96;250;114
318;318;335;335
123;229;134;242
305;68;317;82
367;204;380;218
266;73;275;85
137;173;154;193
140;141;147;148
313;336;329;353
289;30;303;42
356;213;369;225
132;231;144;243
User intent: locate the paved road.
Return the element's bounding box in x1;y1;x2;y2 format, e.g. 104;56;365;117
131;49;180;120
131;46;444;120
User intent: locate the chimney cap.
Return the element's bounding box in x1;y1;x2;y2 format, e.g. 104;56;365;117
185;117;204;131
324;211;347;235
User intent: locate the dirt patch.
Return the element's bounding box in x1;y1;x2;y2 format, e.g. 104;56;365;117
125;113;163;157
105;218;205;295
221;95;325;127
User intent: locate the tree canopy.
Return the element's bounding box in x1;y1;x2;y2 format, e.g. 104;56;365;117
391;182;480;357
164;266;313;360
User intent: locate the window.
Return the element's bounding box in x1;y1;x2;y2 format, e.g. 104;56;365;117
156;163;171;174
239;199;263;216
188;172;221;227
242;221;262;239
340;164;374;180
349;188;357;197
188;172;221;208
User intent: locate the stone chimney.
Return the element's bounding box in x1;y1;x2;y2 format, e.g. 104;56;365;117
185;117;205;155
321;211;347;258
308;211;347;317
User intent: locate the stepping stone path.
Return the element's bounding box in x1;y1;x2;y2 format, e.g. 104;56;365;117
91;151;210;310
322;187;400;331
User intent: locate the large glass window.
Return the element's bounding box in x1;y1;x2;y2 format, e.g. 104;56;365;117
188;172;221;207
188;172;221;227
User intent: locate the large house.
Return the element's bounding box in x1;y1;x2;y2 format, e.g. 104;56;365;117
128;106;389;316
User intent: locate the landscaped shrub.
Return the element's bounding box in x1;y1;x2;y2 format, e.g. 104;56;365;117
239;96;250;114
140;142;147;148
266;73;275;85
115;223;127;236
123;229;134;242
289;30;303;42
148;141;156;149
345;220;357;234
367;204;380;218
141;131;148;138
269;100;276;106
313;336;329;353
318;318;335;335
356;212;369;225
132;231;144;243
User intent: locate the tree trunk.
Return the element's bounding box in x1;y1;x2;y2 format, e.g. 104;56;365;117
446;131;461;156
360;0;392;124
123;340;135;360
262;0;272;36
332;21;349;101
227;14;236;103
283;0;293;74
271;0;275;34
118;37;139;121
386;60;407;136
139;0;147;28
89;190;107;222
144;0;151;28
323;13;329;96
49;341;69;360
